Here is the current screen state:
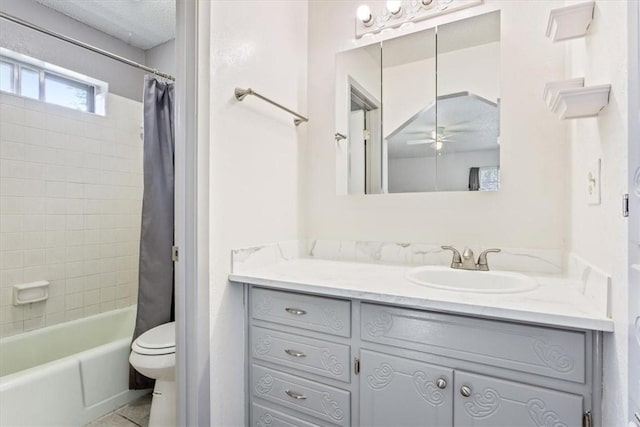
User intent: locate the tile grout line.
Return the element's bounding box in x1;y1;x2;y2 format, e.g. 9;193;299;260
116;413;142;426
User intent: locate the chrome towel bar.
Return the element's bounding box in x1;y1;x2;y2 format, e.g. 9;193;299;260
234;87;308;126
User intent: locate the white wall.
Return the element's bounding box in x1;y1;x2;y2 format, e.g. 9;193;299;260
566;1;630;425
0;91;142;337
305;0;568;250
438;42;500;104
383;56;435;137
207;1;308;424
0;0;147;101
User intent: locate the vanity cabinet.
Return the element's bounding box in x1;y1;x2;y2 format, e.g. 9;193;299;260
453;371;583;426
359;350;453;426
246;286;600;427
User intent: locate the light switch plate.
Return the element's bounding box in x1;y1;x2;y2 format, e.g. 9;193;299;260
587;158;601;205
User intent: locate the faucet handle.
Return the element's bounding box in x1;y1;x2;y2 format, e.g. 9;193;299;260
441;246;463;268
477;248;501;271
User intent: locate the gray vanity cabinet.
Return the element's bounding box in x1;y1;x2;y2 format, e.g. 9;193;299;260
245;286;599;427
359;350;453;426
454;371;583;427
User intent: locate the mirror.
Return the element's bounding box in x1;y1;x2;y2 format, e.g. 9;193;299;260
335;43;382;194
335;11;500;194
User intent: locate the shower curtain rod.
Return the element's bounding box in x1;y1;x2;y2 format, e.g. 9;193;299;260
0;11;175;81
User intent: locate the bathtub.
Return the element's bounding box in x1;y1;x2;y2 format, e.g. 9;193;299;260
0;306;148;426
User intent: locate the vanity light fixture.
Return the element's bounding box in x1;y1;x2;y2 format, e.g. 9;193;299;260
355;0;482;38
357;4;374;26
386;1;403;16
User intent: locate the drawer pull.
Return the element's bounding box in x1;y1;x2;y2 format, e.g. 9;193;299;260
284;349;306;358
285;390;307;400
285;307;307;315
436;378;447;389
460;385;472;397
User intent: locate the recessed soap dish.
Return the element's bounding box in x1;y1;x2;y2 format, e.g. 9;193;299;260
13;281;49;305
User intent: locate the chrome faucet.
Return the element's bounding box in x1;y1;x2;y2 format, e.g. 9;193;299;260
441;246;501;271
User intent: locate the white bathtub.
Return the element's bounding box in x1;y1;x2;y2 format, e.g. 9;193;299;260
0;306;148;426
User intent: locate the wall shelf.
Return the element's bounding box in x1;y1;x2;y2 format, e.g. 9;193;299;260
546;1;594;42
549;84;611;120
543;77;585;108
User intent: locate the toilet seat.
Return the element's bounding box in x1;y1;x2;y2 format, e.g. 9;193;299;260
132;322;176;356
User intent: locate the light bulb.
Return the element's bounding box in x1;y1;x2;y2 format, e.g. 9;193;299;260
386;0;402;16
357;5;373;26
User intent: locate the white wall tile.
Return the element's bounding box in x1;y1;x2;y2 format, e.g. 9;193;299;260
23;231;47;249
1;160;26;178
0;268;23;287
22;215;45;232
22;266;47;282
0;93;143;337
23;127;47;146
0;197;24;214
0;141;26;160
0;93;25;107
0;178;26;196
1;232;23;251
23;249;46;267
0;215;23;233
24;109;47;129
1;122;26;142
1;251;23;269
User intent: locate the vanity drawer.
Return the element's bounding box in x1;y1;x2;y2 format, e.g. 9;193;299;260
251;326;351;382
252;364;351;426
252;402;322;427
251;288;351;338
360;303;586;383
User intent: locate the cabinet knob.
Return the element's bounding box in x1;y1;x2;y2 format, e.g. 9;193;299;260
436;378;447;389
460;385;472;397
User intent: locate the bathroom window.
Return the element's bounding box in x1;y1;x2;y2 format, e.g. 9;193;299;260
44;73;95;112
0;49;106;115
0;60;15;93
479;166;500;191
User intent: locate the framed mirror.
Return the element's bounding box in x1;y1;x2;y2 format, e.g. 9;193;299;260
335;11;500;195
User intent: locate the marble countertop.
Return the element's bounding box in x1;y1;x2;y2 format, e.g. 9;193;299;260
228;258;614;332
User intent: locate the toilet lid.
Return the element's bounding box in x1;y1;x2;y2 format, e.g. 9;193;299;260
132;322;175;355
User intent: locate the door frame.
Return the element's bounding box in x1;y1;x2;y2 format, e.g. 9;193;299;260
175;0;211;425
629;0;640;425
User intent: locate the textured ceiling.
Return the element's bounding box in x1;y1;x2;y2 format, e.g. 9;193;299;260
34;0;175;50
386;92;499;159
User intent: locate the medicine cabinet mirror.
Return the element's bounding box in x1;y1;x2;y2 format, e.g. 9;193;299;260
335;11;500;194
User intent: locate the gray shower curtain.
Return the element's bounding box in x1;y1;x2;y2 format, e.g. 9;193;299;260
469;167;480;191
130;75;175;389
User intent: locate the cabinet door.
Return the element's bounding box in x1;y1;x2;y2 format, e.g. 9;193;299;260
360;350;453;427
454;371;583;427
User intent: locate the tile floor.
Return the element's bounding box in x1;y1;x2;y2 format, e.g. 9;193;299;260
85;393;151;427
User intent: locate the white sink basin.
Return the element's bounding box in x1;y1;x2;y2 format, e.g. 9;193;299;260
405;266;539;294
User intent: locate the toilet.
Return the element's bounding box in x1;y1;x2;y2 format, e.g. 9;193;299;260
129;322;176;427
